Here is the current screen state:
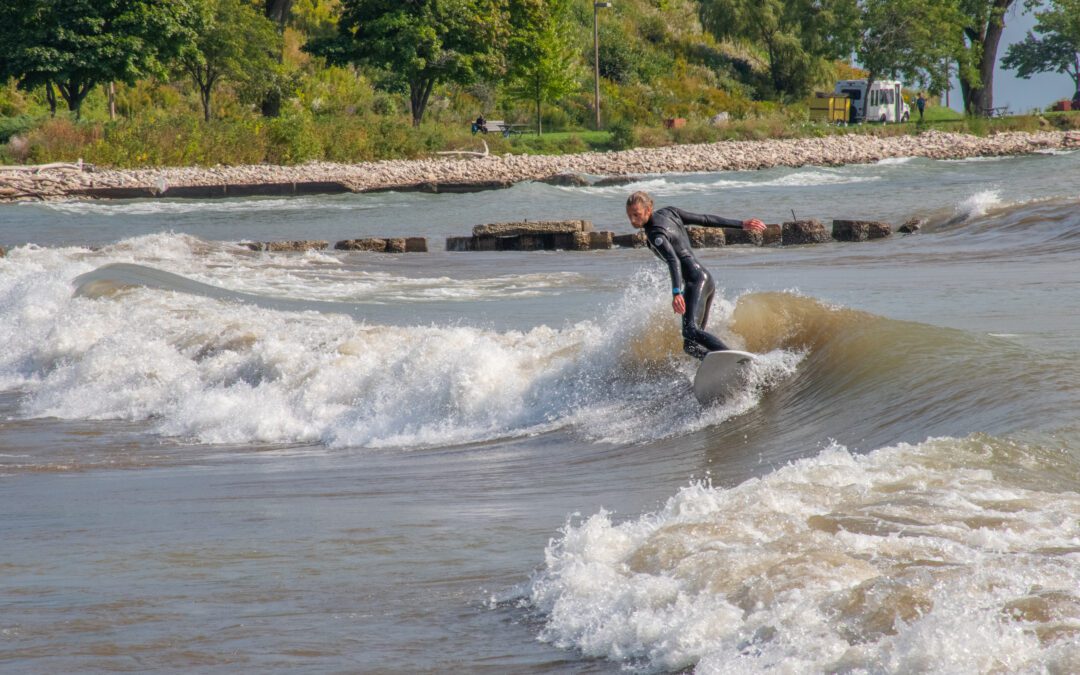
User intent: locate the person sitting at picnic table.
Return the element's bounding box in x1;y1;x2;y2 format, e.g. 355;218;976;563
472;114;488;134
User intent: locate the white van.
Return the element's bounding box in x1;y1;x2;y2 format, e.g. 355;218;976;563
835;79;911;123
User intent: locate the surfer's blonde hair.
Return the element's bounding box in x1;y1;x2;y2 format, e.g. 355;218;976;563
626;191;653;209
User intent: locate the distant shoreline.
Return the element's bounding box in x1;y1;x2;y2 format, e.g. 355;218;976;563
1;129;1077;203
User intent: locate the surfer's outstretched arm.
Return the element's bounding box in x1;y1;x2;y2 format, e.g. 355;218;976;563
672;207;766;233
670;207;743;228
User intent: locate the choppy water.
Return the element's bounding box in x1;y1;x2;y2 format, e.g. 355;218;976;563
2;151;1079;673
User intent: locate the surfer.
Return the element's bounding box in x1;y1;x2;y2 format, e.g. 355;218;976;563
626;190;766;359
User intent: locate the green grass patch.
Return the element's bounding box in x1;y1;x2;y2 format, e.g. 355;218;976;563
2;106;1071;168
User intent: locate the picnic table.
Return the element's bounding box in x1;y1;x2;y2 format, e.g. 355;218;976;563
472;120;529;137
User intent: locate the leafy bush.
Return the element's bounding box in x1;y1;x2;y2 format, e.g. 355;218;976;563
266;112;321;164
114;81;186;118
24;118;103;163
608;119;636;150
507;133;588;155
670;120;721;144
634;126;672;148
0;80;32;117
0;114;38;143
88;115;268;166
297;65;375;116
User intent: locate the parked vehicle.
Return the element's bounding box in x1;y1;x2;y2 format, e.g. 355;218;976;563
835;79;911;123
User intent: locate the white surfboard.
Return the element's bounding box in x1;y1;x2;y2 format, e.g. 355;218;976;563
693;350;757;404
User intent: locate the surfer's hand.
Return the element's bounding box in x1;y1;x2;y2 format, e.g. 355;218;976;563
672;294;686;314
743;218;766;233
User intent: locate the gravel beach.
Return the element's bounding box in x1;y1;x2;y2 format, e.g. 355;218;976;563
2;129;1077;203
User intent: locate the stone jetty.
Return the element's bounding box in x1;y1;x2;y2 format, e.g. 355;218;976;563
447;220;611;251
335;237;428;253
237;237;429;253
233;215;910;254
1;129;1078;203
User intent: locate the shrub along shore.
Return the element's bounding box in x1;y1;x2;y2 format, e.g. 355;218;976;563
1;129;1078;204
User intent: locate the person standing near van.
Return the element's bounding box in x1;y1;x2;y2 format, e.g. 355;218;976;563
625;191;765;359
916;93;927;121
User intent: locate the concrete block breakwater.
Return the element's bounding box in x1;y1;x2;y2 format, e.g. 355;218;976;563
1;130;1077;203
444;218;895;251
234;218;900;254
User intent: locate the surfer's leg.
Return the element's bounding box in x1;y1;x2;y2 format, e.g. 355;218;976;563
681;273;728;358
698;276;715;329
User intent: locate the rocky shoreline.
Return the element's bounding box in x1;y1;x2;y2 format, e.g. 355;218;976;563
1;129;1078;203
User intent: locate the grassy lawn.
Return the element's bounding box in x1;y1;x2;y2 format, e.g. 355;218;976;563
499;129;613;154
3;107;1074;168
918;106;966;122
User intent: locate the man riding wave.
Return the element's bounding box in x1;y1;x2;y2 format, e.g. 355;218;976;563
625;190;765;359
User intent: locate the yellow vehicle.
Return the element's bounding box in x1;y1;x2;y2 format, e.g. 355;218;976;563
809;92;851;124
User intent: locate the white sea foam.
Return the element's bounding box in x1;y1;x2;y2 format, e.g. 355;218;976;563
528;437;1080;673
39;195;368;216
0;234;786;448
955;189;1003;220
578;168;879;197
876;156;916;166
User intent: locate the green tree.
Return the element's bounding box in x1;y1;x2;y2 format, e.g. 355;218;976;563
307;0;510;126
1001;0;1080;101
0;0;192;118
178;0;281;122
856;0;964;119
290;0;341;39
955;0;1039;115
506;0;579;134
699;0;859;101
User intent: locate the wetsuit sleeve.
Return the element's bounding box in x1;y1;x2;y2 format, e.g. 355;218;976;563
670;207;743;229
650;233;683;291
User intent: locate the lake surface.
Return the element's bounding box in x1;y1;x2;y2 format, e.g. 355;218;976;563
2;150;1079;673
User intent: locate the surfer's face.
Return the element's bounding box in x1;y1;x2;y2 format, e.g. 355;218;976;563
626;203;652;228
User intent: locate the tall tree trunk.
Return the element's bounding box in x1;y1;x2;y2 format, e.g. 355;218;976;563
960;0;1012;115
409;78;435;127
264;0;293;28
261;92;282;118
59;80;91;119
1071;53;1080;100
195;64;217;122
260;0;293;117
45;81;57;117
969;22;1004;114
535;77;542;135
864;72;877;122
107;82;116;120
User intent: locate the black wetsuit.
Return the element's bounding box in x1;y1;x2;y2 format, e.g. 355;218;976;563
644;206;743;359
